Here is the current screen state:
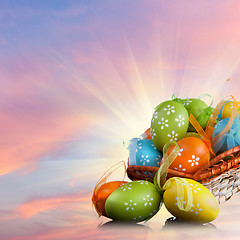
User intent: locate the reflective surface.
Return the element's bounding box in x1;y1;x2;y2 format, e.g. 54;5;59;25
96;194;240;240
1;163;240;240
2;1;240;239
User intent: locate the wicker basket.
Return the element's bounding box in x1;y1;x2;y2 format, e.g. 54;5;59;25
127;145;240;203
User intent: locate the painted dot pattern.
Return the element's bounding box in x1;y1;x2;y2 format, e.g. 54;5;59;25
150;100;189;151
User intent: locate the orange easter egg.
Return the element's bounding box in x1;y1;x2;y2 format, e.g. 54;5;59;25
92;181;127;217
142;128;152;140
169;137;210;174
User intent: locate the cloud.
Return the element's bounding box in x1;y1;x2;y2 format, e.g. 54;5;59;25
0;190;92;222
16;192;89;218
0;50;96;175
10;223;100;240
1;191;100;240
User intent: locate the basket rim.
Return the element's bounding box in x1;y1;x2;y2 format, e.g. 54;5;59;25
127;145;240;183
193;144;240;180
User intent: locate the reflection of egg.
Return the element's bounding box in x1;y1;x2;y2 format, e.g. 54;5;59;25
128;138;162;167
163;177;219;223
105;180;162;222
212;118;240;154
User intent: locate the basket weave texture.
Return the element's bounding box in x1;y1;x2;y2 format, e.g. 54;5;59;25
127;145;240;203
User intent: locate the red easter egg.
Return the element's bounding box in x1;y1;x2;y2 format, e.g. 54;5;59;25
92;181;127;217
169;137;210;174
142;128;152;140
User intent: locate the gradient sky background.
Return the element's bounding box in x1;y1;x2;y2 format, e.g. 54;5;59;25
2;0;240;239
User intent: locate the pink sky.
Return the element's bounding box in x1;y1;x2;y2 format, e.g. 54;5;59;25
1;0;240;239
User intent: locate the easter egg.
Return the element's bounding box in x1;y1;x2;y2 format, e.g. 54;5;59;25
128;138;162;168
184;132;201;139
182;98;208;118
217;101;229;121
197;107;214;130
181;98;208;132
105;180;162;222
151;100;189;151
141;128;152;140
222;101;240;119
163;177;219;223
168;137;210;174
92;181;128;217
172;97;185;105
212;117;240;154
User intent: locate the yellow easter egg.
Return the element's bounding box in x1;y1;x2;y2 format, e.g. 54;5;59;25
163;177;219;223
222;101;240;119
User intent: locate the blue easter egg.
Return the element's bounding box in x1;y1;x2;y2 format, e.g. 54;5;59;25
128;138;162;167
212;117;240;154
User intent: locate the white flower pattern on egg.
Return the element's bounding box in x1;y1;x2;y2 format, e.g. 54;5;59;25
151;143;157;150
167;130;179;141
188;155;200;166
148;209;158;217
124;200;137;211
174;164;186;172
136;142;142;153
133;216;144;222
184;99;192;106
120;184;132;192
192;184;201;193
229;102;240;109
136;180;149;185
152;111;158;122
175;196;186;206
143;194;154;207
175;115;185;127
158;117;169;130
190;203;202;215
178;148;184;156
138;142;142;148
140;155;150;166
163;105;175;115
151;128;156;139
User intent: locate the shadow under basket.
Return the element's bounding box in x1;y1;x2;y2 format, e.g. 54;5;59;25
127;145;240;204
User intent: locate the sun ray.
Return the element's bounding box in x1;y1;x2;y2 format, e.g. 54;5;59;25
47;48;150;136
155;20;166;99
173;0;184;96
123;34;154;117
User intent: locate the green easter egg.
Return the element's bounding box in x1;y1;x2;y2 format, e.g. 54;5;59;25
173;97;185;105
197;106;214;130
182;98;208;131
105;180;162;222
150;100;189;151
183;98;208;118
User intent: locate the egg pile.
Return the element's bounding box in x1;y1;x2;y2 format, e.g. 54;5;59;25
92;95;240;224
